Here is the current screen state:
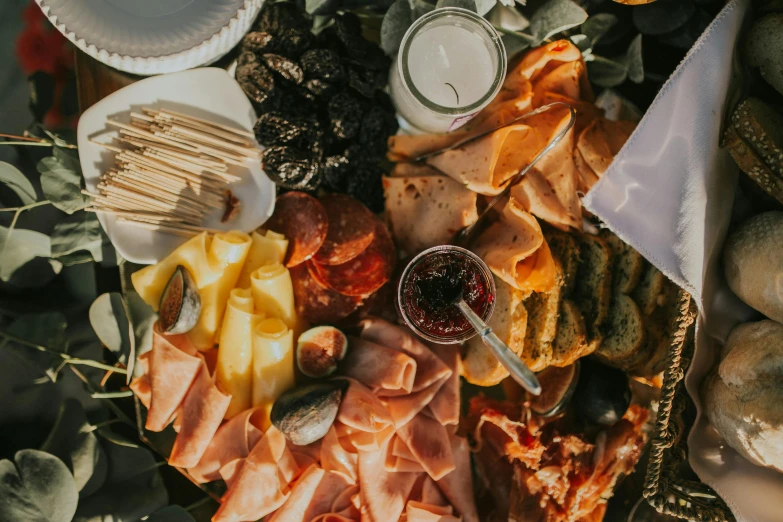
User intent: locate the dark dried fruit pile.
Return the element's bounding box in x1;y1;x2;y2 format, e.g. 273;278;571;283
237;2;398;212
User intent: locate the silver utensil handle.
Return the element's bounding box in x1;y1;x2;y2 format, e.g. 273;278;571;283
456;300;541;396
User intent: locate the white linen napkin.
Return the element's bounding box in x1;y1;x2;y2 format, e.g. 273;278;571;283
583;1;783;520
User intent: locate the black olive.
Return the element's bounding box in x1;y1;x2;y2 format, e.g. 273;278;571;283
573;358;632;427
271;380;349;445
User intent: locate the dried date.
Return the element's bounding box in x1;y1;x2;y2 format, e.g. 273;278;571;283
255;2;309;35
359;105;399;155
236;62;277;107
327;92;363;140
262;146;321;191
262;54;304;84
254;112;319;148
242;32;274;54
300;49;345;83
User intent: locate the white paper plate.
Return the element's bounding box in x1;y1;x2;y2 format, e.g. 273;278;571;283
37;0;263;75
77;68;275;265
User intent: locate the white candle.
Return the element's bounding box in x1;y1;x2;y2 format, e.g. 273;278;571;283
390;8;506;134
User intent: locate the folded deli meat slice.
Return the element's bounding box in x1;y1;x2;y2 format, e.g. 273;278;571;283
342;337;417;395
425;343;461;426
426;124;540;195
383;375;448;428
213;426;297;522
473;199;556;293
168;360;231;468
188;407;265;483
435;435;479;522
382;174;478;255
269;465;352;522
337;378;395;439
144;327;201;431
358;440;420;522
395;413;456;481
320;425;359;484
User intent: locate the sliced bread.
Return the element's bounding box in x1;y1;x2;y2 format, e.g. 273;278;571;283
594;294;646;369
600;230;645;295
631;263;666;315
550;299;588;367
572;234;613;353
544;228;581;294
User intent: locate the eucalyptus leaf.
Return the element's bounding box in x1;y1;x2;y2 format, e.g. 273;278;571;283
0;162;37;205
125;291;157;371
37;154;88;215
145;506;196;522
528;0;587;45
657;8;711;50
51;211;103;264
8;312;69;353
570;34;591;54
410;0;436;19
474;0;496;16
487;3;529;31
580;12;618;45
40;399;108;497
0;226;57;282
587;55;628;87
306;0;340;15
595;88;644;122
381;0;414;55
623;34;644;83
435;0;477;12
0;450;79;522
89;292;135;382
632;0;695;36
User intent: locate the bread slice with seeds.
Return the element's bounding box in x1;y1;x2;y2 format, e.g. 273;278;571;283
551;299;588;367
631;263;666;315
544;228;581;294
572;234;613;354
594;294;646;369
600;230;644;295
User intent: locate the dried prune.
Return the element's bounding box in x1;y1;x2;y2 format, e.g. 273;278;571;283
346;166;385;213
237;62;276;107
328;92;363;140
300;49;345;83
359;106;399;155
262;146;321;191
301;79;338;100
263;54;304;84
255;112;319;148
237;51;258;67
322;154;352;192
242;31;274;54
256;2;309;35
347;66;386;98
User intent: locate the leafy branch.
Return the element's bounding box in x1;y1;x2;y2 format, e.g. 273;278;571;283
0;130;78;149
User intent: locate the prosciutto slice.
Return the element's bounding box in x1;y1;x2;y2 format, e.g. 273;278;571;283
435;435;479;522
270;466;353;522
342;338;417;395
358;440;420;522
321;425;358;484
145;328;202;431
395;414;455;481
188;407;264;483
425;344;460;426
213;427;297;522
168;361;231;468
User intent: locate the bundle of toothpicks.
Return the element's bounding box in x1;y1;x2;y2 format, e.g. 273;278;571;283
86;107;260;237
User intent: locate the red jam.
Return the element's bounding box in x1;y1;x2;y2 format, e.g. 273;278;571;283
402;250;494;341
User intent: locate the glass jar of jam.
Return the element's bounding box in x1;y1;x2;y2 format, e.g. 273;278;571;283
397;245;495;344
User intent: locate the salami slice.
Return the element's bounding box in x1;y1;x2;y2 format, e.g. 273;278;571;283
290;264;361;324
308;220;396;297
266;192;328;267
313;194;377;265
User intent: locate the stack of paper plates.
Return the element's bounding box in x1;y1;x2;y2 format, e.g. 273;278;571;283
36;0;263;75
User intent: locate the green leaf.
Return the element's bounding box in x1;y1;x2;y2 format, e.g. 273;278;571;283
474;0;496;16
125;291;157;373
146;506;196;522
580;12;618;45
381;0;414;55
410;0;436;19
0;449;79;522
51;211;103;264
594;88;643;122
89;293;135;382
306;0;340;15
436;0;477;11
0;162;37;205
501;32;532;57
570;33;591;53
487;3;528;31
37;152;88;215
40;399;108;496
623;34;644;83
587;55;628;87
7;312;69;379
528;0;587;45
0;226;58;282
632;0;695;36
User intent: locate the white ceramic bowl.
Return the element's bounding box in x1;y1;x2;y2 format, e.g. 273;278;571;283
37;0;263;75
76;68;275;265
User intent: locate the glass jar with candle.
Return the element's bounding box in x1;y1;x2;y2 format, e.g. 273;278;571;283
389;7;507;134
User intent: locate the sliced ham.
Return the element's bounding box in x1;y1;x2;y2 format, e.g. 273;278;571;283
426;124;539;196
512;40;583;86
358;441;420;522
425;344;460;426
219;458;244;489
336;379;395;452
214;426;295;522
359;319;451;394
532;60;585;109
405;501;460;522
342;337;416;395
382;175;478;255
270;466;352;522
473;199;555;293
168;361;231;468
129;352;152;409
435;435;479;522
321;425;358;484
383;375;448;428
146;328;202;431
395;414;455;481
188;407;264;483
385;435;426;473
577;118;636;178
